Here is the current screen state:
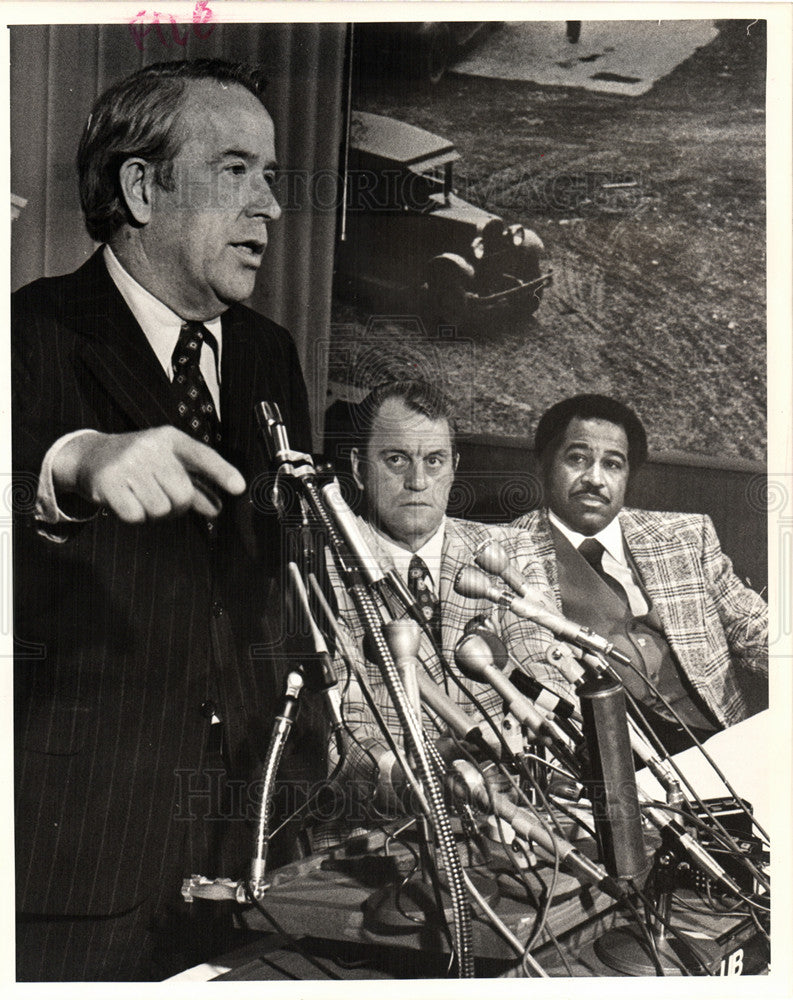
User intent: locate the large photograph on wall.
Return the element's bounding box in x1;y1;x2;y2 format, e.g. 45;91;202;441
7;9;782;986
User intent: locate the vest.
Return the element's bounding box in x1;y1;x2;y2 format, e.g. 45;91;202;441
550;524;718;741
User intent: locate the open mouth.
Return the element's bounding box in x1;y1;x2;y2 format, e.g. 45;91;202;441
230;240;265;263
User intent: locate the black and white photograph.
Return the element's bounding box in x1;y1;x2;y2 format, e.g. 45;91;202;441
4;3;790;989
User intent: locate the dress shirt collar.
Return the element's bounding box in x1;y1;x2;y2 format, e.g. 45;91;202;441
103;245;222;378
548;508;627;565
369;518;446;591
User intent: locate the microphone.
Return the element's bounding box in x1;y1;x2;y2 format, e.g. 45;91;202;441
455;635;553;740
466;624;583;742
473;629;581;722
287;563;343;737
255;402;314;475
320;480;386;587
382;620;423;726
473;537;545;601
463;614;508;668
451;760;625;899
455;565;632;667
414;671;500;757
578;674;647;880
250;669;304;895
454;634;580;772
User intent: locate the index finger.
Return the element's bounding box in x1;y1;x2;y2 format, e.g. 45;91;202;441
173;434;246;495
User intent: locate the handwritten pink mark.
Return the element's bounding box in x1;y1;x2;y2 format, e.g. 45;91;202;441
128;1;216;52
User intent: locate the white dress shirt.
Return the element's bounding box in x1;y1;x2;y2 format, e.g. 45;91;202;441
368;518;446;594
548;509;649;616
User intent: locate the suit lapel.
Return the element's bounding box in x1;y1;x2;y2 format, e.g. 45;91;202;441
620;509;709;674
520;510;561;604
67;251;177;431
439;520;467;657
218;307;262;465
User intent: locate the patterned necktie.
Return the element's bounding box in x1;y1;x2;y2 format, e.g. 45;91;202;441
171;321;221;447
408;554;441;644
578;537;629;607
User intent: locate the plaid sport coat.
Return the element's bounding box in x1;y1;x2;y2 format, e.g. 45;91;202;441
510;507;768;727
325;516;557;805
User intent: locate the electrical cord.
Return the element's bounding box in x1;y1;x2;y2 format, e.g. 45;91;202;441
639;799;770;903
627;879;715;976
617;671;769;848
243;881;343;980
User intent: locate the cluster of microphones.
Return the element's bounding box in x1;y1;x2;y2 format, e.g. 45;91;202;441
186;401;764;964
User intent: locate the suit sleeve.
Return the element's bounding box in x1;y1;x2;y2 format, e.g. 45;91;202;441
12;287;101;541
700;515;768;675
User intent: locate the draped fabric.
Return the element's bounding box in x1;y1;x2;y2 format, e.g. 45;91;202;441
10;22;348;446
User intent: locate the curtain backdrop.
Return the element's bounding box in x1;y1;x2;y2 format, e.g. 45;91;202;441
10;22;348;444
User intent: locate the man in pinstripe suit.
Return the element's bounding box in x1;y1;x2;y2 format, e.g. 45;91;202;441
319;381;557;836
13;61;311;980
511;394;768;753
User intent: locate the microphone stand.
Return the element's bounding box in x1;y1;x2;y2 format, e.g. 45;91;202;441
181;668;306;905
256;402;477;978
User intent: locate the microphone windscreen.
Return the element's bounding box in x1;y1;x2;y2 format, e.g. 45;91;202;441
464;625;509;669
454;565;497;601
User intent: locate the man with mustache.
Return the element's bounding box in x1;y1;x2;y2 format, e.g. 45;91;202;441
12;59;310;979
511;394;768;753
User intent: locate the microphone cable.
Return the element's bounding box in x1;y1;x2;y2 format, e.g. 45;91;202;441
243;879;343;980
590;643;769;850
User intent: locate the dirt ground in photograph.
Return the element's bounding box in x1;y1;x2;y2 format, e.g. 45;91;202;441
330;20;766;462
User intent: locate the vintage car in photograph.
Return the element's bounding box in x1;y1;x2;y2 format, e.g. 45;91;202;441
352;22;495;85
334;111;552;323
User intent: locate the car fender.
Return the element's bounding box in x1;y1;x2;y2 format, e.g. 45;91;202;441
425;252;476;283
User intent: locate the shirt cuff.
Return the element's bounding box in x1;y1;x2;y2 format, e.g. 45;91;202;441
35;429;103;538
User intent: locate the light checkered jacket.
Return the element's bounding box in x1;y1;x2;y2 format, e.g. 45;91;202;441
510;507;768;727
326;516;557;804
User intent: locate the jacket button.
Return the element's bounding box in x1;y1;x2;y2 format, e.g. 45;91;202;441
212;601;224;618
200;700;217;719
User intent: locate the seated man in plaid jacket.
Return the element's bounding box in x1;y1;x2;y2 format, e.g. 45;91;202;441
319;380;559;834
511;394;768;754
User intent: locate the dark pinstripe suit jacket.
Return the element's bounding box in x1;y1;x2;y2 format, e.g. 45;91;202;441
511;507;768;727
12;251;310;916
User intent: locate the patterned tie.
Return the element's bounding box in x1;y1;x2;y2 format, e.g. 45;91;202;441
171;321;221;447
408;554;441;644
578;537;629;607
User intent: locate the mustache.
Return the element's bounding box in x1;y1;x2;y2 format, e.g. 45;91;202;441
571;488;610;501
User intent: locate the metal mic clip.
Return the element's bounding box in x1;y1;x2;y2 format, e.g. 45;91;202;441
255;401;315;479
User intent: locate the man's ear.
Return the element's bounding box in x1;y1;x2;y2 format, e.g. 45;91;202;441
118;157;154;225
350;447;365;491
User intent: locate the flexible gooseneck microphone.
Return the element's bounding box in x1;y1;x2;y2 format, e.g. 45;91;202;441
455;565;632;667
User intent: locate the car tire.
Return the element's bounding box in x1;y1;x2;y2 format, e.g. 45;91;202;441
416;23;452;85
